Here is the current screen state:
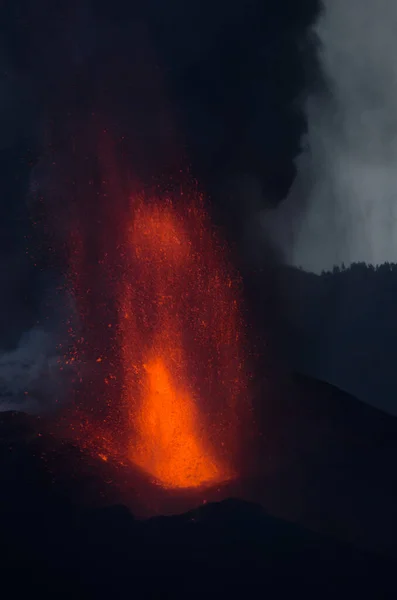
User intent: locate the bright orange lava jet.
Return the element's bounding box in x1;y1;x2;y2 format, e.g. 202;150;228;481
65;178;251;492
130;357;222;488
118;198;243;488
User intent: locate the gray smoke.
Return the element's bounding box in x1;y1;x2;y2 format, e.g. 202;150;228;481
262;0;397;273
0;328;71;414
0;5;96;415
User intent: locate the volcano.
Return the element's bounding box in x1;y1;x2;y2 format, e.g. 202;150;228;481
0;375;396;598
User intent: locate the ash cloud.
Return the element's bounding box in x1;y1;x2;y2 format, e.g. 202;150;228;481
0;0;320;411
263;0;397;273
258;0;397;415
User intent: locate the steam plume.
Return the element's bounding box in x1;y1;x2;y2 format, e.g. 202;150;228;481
263;0;397;273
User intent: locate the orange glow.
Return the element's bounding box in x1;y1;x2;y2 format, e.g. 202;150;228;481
63;168;251;493
118;198;242;488
131;357;222;488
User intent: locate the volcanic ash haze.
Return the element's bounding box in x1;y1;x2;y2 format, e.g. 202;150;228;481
262;0;397;273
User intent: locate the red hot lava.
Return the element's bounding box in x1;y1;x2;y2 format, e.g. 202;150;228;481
65;176;252;492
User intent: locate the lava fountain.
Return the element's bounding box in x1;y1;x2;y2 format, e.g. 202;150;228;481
64;167;252;492
119;198;246;488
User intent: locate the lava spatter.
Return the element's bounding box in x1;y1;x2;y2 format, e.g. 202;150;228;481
65;171;251;491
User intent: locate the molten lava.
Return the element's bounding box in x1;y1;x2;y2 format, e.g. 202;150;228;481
118;197;247;488
65;178;251;492
131;357;222;488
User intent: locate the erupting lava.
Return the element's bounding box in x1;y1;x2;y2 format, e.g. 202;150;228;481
130;357;222;488
66;174;251;491
119;200;237;488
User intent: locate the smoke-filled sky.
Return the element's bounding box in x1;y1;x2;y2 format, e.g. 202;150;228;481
0;1;318;343
2;0;397;416
264;0;397;273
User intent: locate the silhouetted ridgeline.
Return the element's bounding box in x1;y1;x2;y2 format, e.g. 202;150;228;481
0;411;394;598
278;262;397;415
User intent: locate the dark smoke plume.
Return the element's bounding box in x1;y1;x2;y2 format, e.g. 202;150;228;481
0;0;320;412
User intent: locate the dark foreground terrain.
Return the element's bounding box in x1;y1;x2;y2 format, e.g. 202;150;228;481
0;372;396;598
278;262;397;415
0;424;394;598
247;371;397;558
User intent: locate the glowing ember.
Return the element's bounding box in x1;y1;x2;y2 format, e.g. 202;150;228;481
64;168;251;491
